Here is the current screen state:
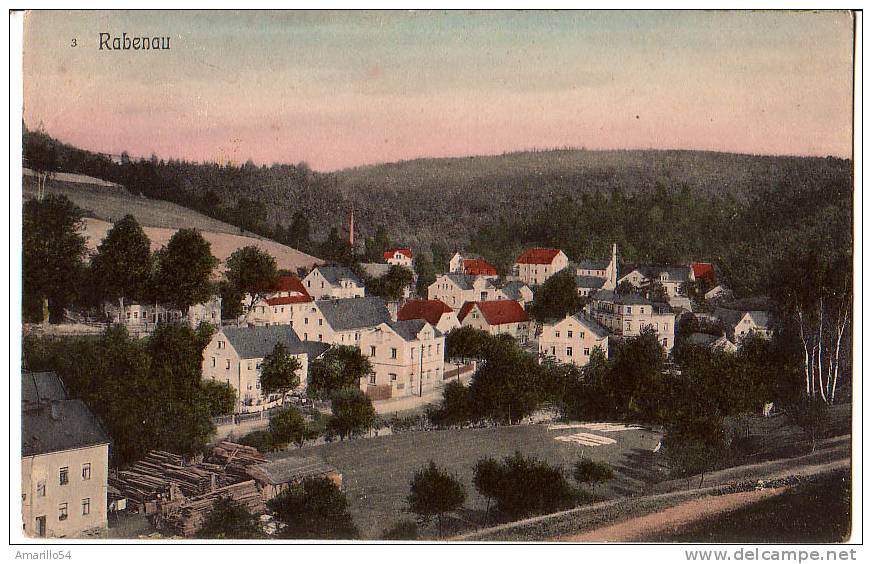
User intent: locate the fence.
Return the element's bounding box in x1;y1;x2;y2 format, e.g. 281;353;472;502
443;361;477;380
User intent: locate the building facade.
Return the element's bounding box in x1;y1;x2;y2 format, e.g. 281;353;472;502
427;274;502;310
302;266;365;300
383;248;414;268
458;300;532;343
587;290;676;351
359;320;445;399
513;248;569;286
538;314;609;367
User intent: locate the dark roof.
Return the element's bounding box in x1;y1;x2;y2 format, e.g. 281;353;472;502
22;372;68;406
222;325;307;359
570;313;610;339
248;456;338;486
575;275;608;289
444;273;477;290
577;259;610;271
317;266;363;286
359;262;391;279
458;300;529;325
591;290;652;305
516;248;563;265
316;296;391;332
301;341;331;359
398;299;453;325
687;332;720;346
23;399;110;457
497;280;530;300
388;319;442;341
633;265;693;282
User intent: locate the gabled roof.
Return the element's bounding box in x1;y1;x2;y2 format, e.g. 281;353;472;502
398;299;453;326
316;296;391;332
712;308;744;328
458;300;529;325
690;262;715;280
274;275;310;295
463;258;497;276
577;259;610;271
496;280;530;301
301;341;331;359
515;248;563;265
22;372;68;406
635;265;694;283
316;266;363;286
387;319;442;342
266;295;311;306
591;289;652;306
569;313;610;339
23;399;110;457
222;325;308;359
575;275;608;289
384;248;413;260
441;273;477;290
686;332;721;346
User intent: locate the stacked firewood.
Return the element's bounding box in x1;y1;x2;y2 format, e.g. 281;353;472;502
209;441;268;486
162;480;266;537
109;450;217;508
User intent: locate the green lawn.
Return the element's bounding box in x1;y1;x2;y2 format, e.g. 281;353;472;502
278;423;663;539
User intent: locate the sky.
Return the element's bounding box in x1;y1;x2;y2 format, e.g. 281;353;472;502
22;10;855;171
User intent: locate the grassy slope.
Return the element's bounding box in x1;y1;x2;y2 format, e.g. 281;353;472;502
23;174;323;272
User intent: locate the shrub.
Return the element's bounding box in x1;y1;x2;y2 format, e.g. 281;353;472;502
573;458;615;491
328;388;376;440
407;461;466;538
236;430;274;453
268;476;358;539
381;519;419;540
269;408;310;448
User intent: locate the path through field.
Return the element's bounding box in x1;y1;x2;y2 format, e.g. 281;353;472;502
559;487;790;542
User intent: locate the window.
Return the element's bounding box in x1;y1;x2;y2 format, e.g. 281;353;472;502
318;319;323;326
36;480;45;497
550;346;556;355
318;334;323;342
211;357;216;367
555;331;560;338
82;498;90;516
626;306;632;314
391;348;397;359
82;463;91;481
59;467;69;486
58;503;68;521
567;330;573;338
304;332;308;340
584;347;590;356
390;373;397;382
217;340;224;349
355;333;360;341
369;374;376;385
248;362;253;371
304;318;309;325
436;343;441;354
428;344;433;356
566;347;573;357
226;359;231;369
370;346;376;357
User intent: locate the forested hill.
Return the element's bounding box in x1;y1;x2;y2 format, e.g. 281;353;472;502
24;128;852;297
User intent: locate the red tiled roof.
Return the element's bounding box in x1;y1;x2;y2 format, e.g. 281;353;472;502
463;258;497;276
397;300;453;326
384;248;413;260
691;262;715;280
458;300;529;325
515;248;562;265
265;276;312;304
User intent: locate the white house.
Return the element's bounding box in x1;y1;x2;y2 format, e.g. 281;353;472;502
299;296;392;346
576;243;619;295
383;248;413;268
449;252;499;278
538;314;610;367
201;325;329;407
22;372;110;538
618;265;695;297
586;290;676;352
397;299;461;334
359;319;445;400
428;274;502;310
494;280;535;307
103;296;222;329
244;276;313;327
513;248;569;286
303;266;365;300
712;308;772;342
458;300;532;343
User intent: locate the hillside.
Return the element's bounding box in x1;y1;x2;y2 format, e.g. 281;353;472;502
23;172;323;274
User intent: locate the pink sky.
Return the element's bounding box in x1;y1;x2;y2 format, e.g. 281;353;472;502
23;10;855;171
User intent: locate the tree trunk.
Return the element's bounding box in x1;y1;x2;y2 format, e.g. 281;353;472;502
797;307;811;398
698;471;705;488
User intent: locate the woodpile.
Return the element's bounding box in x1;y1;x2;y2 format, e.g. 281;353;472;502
161;480;266;537
209;441;268;486
109;450;217;509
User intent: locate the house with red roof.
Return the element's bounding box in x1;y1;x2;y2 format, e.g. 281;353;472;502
458;300;532;343
397;299;460;334
690;262;716;283
448;252;499;278
384;248;413;268
245;275;313;326
513;248;569;286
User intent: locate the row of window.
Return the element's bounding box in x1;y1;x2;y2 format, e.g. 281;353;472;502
545;346;591;358
57;498;90;521
369;342;441;360
35;464;91;497
552;330;586;340
368;368;440;386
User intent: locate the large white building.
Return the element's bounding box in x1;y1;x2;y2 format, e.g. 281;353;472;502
428;273;503;310
586;290;676;352
303;266;365;300
513;248;569;286
295;296;393;346
538;314;609;367
22;372;110;538
359;319;445;400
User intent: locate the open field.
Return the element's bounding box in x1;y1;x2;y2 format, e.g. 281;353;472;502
23;173;323;272
278;422;663;539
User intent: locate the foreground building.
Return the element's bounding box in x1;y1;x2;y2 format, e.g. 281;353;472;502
587;290;676;351
22;372;110;538
513;248;569;286
538;314;609;367
201;325;329;406
458;300;532;343
397;299;461;334
360;319;445;399
304;296;392;345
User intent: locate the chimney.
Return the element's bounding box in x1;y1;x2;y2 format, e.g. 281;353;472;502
349;205;355;247
611;243;618;289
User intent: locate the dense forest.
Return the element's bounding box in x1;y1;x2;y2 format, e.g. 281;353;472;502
23;127;852;298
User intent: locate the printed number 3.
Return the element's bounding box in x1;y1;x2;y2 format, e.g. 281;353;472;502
70;38;77;47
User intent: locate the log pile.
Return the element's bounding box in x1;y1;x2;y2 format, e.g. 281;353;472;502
161;480;266;537
209;441;268;486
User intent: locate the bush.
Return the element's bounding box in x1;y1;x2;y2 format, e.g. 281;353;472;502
381;519;419;540
428;380;471;427
407;461;466;538
269;408;310;448
328;388;376;440
236;430;274;453
268;476;359;539
573;458;614;490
